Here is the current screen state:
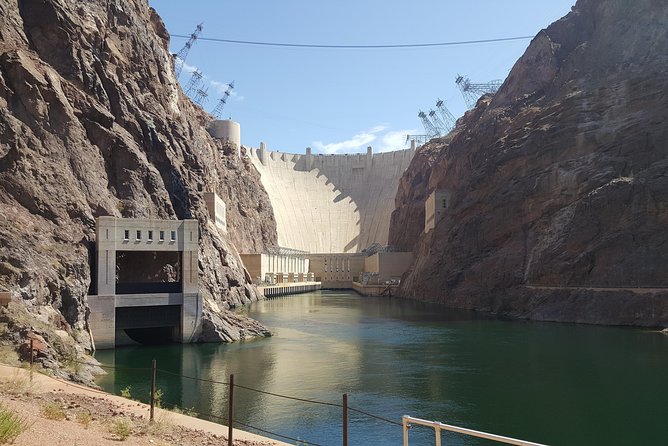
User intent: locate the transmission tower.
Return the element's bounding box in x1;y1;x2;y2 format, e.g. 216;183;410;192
455;74;503;109
436;98;457;130
193;87;209;107
418;111;441;138
174;22;204;78
405;134;430;147
184;69;203;96
429;109;450;135
211;81;235;119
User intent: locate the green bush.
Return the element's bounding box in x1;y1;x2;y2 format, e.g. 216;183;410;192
109;417;132;441
40;402;65;421
0;404;28;444
120;385;132;399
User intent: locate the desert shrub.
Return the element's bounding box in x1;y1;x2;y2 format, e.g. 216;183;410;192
0;404;28;444
109;417;132;441
76;411;92;429
40;402;65;421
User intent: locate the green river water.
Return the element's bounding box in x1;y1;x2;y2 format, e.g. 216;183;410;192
95;290;668;445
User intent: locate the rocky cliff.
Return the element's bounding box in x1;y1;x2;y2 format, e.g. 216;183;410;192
0;0;277;374
389;0;668;326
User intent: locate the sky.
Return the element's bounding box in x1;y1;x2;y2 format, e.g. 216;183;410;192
148;1;576;154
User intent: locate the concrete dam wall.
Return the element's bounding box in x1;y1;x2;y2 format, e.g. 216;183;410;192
248;145;415;253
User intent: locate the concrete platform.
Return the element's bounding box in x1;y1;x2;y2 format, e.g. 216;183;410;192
352;281;399;297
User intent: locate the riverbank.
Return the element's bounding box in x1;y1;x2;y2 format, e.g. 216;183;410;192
0;364;290;446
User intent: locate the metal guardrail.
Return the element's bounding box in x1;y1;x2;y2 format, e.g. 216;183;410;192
402;416;548;446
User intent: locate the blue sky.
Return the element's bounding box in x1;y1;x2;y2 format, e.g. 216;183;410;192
148;1;575;154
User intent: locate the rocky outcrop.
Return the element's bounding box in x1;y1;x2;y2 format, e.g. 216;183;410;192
389;0;668;326
0;0;277;365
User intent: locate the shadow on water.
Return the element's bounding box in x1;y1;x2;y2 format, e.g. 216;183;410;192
96;290;668;446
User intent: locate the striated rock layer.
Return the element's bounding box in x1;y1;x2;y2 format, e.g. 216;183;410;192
0;0;277;362
389;0;668;326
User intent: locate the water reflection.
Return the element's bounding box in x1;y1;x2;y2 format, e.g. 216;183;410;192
97;291;668;446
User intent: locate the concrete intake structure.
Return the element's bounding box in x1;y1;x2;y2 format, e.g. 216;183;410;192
247;145;415;253
88;217;201;349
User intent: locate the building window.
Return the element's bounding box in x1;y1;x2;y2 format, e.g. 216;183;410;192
170;230;176;242
136;230;141;241
148;230;153;241
123;230;129;241
159;230;165;241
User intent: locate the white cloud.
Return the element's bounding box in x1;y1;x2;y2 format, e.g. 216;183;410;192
311;125;419;154
180;61;198;75
312;125;387;154
210;80;244;102
377;128;420;152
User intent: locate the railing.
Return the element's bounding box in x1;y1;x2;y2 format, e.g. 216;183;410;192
20;342;551;446
402;416;548;446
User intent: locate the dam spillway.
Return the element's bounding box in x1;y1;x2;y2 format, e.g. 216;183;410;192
247;145;415;253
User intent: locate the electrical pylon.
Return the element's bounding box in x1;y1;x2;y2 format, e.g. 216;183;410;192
418;111;441;138
211;81;235;119
193;87;209;107
455;74;503;109
436;98;457;130
174;23;203;78
184;70;203;96
429;109;451;135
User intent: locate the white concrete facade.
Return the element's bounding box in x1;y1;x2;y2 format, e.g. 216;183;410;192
307;253;366;288
204;192;227;232
89;217;201;349
425;189;450;233
248;145;415;253
240;253;310;284
364;252;413;283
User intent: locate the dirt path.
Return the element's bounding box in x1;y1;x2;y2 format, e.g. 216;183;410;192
0;364;291;446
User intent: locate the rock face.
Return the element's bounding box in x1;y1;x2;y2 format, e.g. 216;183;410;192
0;0;277;359
389;0;668;326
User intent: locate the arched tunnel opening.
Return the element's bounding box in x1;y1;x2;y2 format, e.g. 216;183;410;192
115;305;181;346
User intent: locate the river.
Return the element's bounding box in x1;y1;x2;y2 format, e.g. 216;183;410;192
95;290;668;445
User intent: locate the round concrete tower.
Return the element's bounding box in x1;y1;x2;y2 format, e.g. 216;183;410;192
208;120;241;156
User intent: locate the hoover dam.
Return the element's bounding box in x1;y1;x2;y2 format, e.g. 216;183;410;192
246;143;415;253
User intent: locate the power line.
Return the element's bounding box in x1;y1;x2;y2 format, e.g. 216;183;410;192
170;34;534;49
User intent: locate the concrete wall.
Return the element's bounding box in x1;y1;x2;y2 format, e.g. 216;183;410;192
248;146;415;253
307;253;366;288
204;192;227;232
364;252;413;283
240;253;309;282
95;217;199;296
425;189;450;233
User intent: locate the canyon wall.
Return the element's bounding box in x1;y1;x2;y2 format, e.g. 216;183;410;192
0;0;277;366
389;0;668;326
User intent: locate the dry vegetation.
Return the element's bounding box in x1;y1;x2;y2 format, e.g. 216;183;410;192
0;368;278;446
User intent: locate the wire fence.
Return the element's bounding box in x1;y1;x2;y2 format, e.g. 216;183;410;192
55;354;404;445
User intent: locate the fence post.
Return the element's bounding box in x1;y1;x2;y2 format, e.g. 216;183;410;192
29;338;34;382
228;373;234;446
403;416;409;446
343;393;348;446
150;359;156;422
